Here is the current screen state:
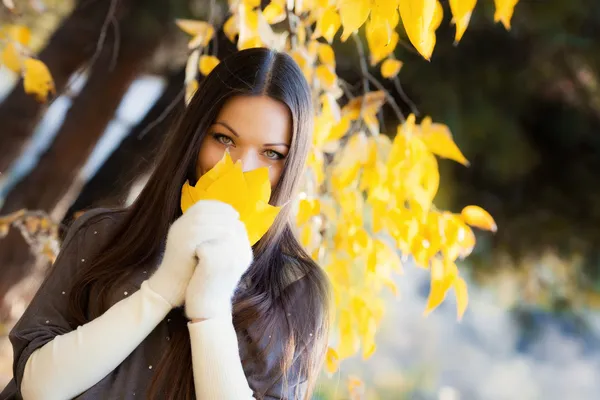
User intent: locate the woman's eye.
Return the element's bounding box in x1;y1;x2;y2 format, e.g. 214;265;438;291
213;133;233;146
264;149;284;160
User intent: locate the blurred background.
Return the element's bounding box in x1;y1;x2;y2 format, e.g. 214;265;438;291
1;0;600;399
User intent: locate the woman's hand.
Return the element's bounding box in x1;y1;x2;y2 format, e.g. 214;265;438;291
148;200;240;308
185;204;253;319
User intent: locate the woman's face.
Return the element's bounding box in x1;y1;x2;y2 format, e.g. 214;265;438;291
196;95;293;188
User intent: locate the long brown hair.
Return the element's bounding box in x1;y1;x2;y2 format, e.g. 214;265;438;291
67;48;330;399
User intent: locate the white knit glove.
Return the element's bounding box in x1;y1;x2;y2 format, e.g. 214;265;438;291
147;200;240;307
185;203;253;319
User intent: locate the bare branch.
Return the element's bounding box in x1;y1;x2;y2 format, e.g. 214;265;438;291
352;32;369;132
109;15;120;71
137;89;185;139
88;0;120;73
365;71;405;123
393;75;419;117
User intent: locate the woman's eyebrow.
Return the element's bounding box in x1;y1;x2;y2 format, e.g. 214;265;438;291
264;142;290;148
215;121;290;148
214;121;239;137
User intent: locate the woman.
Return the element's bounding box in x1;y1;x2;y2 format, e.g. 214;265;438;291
1;48;330;400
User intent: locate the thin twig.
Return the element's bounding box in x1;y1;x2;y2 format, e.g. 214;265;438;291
285;4;297;49
52;0;120;105
392;75;419;116
87;0;119;74
338;79;356;100
137;89;185;139
208;0;218;56
109;15;120;71
365;71;405;123
352;32;369;132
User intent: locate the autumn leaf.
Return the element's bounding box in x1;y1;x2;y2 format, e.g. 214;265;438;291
454;276;469;320
199;55;219;75
263;0;286;24
1;43;20;72
181;151;281;245
325;347;339;374
419;116;469;166
338;0;371;42
317;43;335;67
175;19;215;49
460;205;497;232
398;0;439;60
494;0;520;30
312;7;341;43
23;58;55;102
381;58;403;78
449;0;477;43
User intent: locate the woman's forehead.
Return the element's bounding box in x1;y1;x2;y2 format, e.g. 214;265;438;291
214;95;292;144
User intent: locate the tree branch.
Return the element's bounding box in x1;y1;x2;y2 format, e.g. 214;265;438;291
392;75;419;117
365;71;405;123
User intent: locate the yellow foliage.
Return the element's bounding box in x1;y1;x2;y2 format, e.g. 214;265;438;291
23;58;55;102
0;24;55;102
381;58;403;78
199;55;220;76
494;0;520;29
180;152;281;246
461;205;498;232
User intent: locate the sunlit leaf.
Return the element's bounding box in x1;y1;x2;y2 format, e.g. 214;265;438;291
460;205;497;232
181;152;281;245
23;58;55;102
318;43;335;67
398;0;438;60
419;116;469;165
1;43;20;72
263;0;287;24
454;276;469;320
494;0;520;29
325;347;339;374
199;55;220;76
313;7;341;43
175;19;215;49
449;0;477;43
338;0;371;42
381;58;403;78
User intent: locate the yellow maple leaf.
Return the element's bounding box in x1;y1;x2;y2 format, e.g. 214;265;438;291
23;58;55;102
181;152;281;245
494;0;520;30
449;0;477;43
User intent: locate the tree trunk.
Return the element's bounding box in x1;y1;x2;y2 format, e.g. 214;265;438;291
0;0;170;306
0;0;136;175
64;68;185;223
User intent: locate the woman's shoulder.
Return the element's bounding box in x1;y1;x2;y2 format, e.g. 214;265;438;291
63;207;126;244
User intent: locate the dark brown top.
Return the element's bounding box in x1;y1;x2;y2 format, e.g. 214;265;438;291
1;209;308;400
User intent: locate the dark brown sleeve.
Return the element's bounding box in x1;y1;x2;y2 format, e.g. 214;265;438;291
7;209;115;392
